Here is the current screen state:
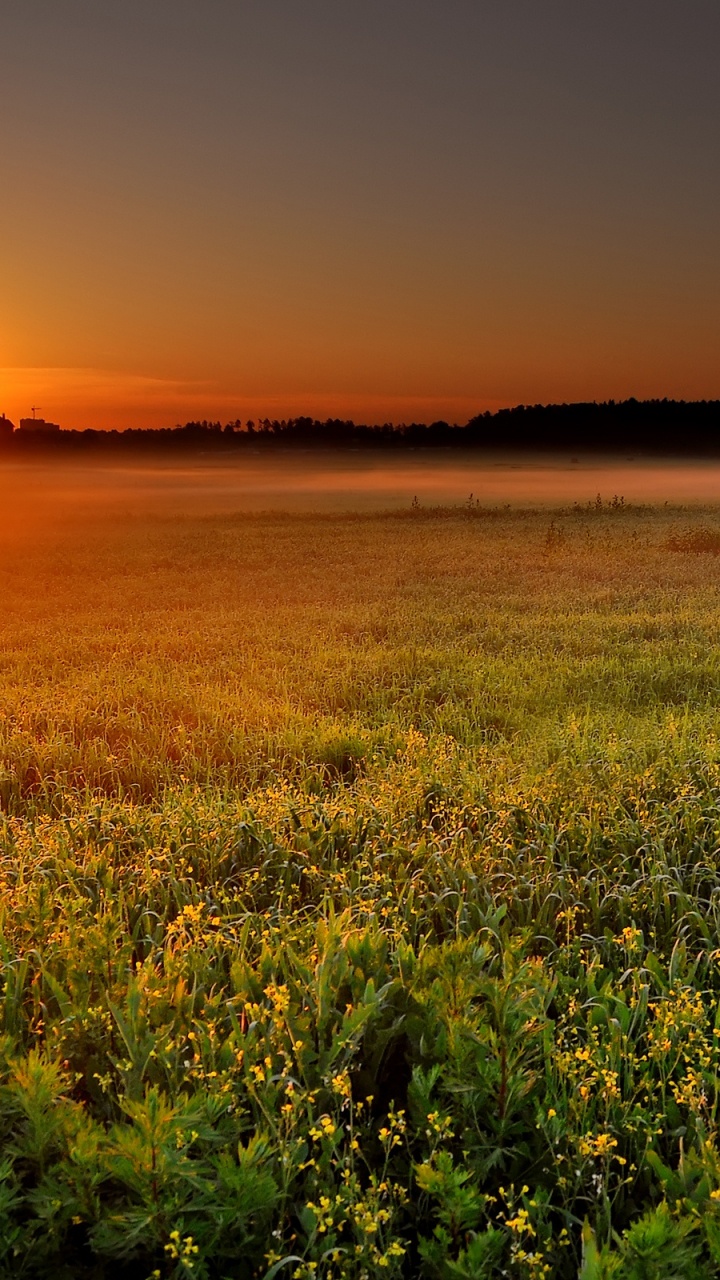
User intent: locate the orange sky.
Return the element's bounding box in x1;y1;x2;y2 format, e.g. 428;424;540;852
2;2;719;430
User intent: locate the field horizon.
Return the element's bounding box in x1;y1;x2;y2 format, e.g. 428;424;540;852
6;452;720;545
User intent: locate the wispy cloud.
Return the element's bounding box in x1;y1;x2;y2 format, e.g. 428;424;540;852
0;367;490;429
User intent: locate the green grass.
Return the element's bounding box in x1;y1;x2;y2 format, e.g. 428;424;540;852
3;502;720;1277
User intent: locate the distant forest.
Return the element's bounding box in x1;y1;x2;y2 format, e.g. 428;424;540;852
3;398;720;454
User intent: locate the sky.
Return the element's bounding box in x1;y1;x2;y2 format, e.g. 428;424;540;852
2;0;719;429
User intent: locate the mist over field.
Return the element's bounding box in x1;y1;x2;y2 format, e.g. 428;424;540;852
5;452;720;546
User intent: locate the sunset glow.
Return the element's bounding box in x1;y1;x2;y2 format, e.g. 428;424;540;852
3;1;719;428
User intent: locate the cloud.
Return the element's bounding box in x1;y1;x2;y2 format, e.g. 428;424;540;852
1;365;213;404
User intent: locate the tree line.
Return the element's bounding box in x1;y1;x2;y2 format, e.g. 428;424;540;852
2;398;720;453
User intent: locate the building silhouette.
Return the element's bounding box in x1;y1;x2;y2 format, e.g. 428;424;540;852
18;416;60;432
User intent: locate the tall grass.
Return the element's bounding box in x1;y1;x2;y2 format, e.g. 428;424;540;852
1;503;720;1275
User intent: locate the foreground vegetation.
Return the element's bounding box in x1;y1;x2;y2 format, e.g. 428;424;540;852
3;499;720;1277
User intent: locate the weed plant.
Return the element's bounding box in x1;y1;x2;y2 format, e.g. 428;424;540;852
1;503;720;1276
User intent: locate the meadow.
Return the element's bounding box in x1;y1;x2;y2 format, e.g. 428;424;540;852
3;489;720;1277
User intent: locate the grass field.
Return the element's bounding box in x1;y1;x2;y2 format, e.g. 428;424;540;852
4;496;720;1277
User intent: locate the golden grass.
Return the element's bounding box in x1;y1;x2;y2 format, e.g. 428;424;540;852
1;500;720;1276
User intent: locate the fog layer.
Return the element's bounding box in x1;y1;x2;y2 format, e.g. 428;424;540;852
3;452;720;547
